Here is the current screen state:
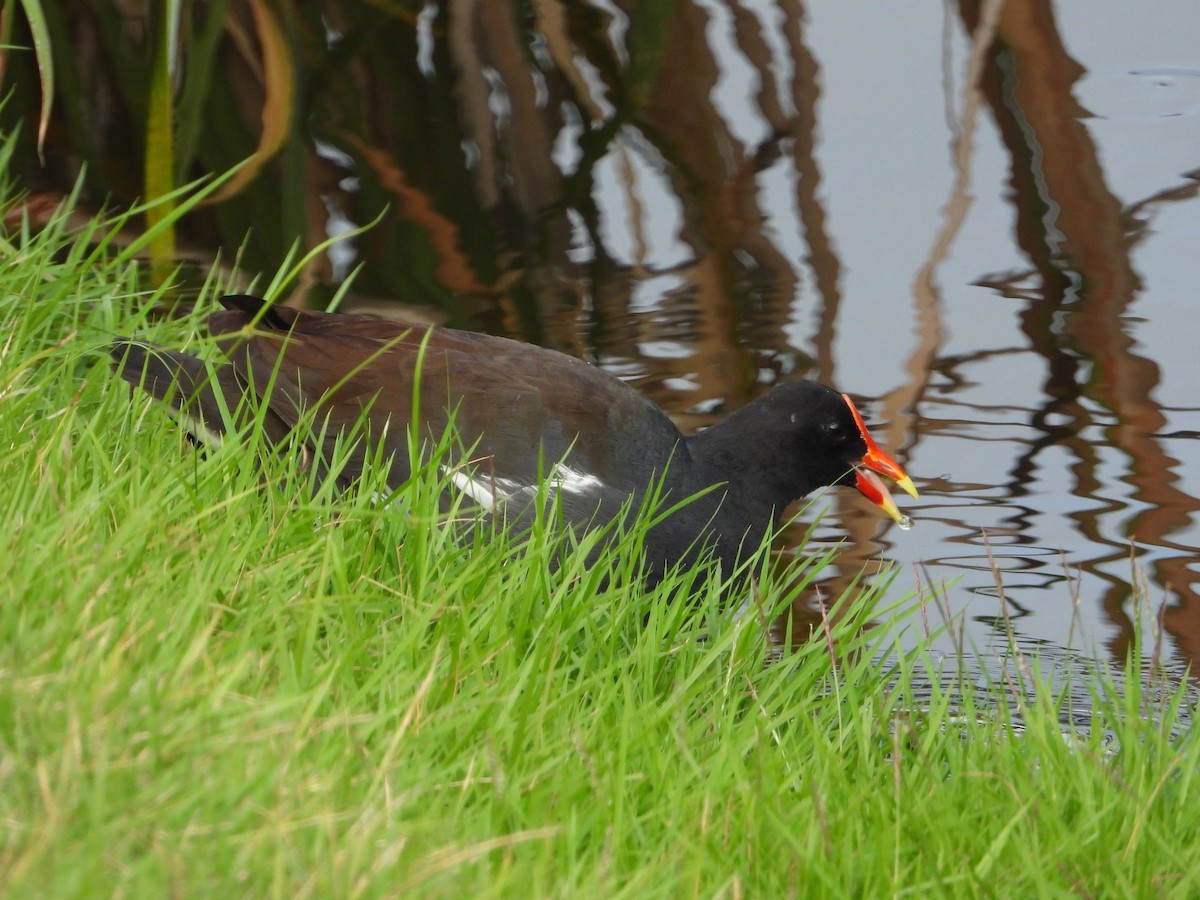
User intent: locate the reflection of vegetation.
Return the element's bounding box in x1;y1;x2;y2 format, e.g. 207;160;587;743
2;1;501;309
1;1;680;311
0;2;788;334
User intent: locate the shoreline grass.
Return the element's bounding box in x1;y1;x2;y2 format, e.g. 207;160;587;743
2;192;1199;897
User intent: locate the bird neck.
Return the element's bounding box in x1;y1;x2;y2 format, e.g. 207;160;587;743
687;425;795;509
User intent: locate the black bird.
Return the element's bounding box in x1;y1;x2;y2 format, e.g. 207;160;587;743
110;295;917;587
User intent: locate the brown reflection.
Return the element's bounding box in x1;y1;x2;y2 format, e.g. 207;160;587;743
956;0;1200;664
908;0;1002;424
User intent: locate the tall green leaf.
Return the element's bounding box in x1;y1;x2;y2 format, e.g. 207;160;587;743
144;0;182;280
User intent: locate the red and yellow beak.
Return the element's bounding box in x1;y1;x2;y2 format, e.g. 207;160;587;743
842;393;919;525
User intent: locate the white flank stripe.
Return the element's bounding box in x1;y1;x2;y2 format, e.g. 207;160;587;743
441;466;526;511
440;462;604;510
549;463;603;496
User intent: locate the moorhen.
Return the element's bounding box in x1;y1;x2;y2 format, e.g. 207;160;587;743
109;295;917;587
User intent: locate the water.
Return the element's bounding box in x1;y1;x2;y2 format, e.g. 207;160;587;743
305;1;1200;679
38;2;1200;687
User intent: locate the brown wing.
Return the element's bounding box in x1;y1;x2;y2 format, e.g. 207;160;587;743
207;296;690;492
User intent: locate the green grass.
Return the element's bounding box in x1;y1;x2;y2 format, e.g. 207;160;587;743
1;194;1199;898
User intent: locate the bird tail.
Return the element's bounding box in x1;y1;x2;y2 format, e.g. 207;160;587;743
108;340;246;449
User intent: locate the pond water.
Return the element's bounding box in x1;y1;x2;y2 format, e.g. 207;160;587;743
303;0;1200;680
753;0;1200;679
43;2;1200;683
